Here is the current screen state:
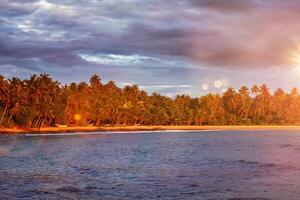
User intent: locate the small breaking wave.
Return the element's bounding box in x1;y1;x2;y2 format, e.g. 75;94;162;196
23;129;216;137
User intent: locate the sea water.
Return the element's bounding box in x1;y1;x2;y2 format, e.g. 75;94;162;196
1;130;300;199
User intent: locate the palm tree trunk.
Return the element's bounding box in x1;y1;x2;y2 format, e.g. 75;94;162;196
0;101;8;125
8;113;13;125
34;116;41;127
40;118;46;129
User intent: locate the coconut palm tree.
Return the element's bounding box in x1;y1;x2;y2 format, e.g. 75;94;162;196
237;86;252;123
0;75;9;126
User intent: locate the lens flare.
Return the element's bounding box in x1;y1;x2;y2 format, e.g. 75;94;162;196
267;66;281;77
74;114;82;121
214;80;222;89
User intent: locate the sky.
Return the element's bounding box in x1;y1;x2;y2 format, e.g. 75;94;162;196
2;0;300;97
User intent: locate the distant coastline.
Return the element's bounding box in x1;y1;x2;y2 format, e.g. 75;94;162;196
2;125;300;134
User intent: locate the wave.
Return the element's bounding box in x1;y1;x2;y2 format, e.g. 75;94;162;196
23;129;218;137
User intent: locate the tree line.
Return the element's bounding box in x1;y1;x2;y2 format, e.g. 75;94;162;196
0;73;300;128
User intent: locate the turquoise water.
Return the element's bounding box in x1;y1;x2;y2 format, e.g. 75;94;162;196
1;130;300;199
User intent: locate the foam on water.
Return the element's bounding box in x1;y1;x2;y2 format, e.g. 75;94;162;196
23;129;217;137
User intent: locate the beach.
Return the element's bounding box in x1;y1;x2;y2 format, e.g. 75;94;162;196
2;125;300;134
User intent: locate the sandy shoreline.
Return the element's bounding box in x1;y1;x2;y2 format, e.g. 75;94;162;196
1;125;300;134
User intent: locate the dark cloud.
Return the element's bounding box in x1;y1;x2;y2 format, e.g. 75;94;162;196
189;0;258;12
0;1;37;17
1;0;300;77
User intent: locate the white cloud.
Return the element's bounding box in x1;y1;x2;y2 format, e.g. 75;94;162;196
119;82;133;86
139;84;193;89
35;0;76;17
79;54;151;65
201;83;209;91
78;53;205;70
165;92;176;98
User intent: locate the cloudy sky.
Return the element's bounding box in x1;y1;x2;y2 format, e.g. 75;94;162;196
2;0;300;96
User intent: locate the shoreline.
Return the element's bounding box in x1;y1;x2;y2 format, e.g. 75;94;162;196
2;125;300;134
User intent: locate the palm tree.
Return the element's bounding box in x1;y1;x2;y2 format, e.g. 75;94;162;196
251;85;259;96
286;88;300;124
198;94;224;125
237;86;252;123
290;87;299;97
0;75;9;125
222;88;238;112
7;77;26;126
272;88;287;124
90;74;102;88
250;85;262;123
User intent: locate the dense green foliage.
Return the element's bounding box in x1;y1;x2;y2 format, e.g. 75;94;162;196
0;74;300;128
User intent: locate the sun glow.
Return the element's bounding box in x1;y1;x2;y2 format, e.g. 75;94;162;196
287;42;300;76
289;42;300;68
290;51;300;74
290;54;300;67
